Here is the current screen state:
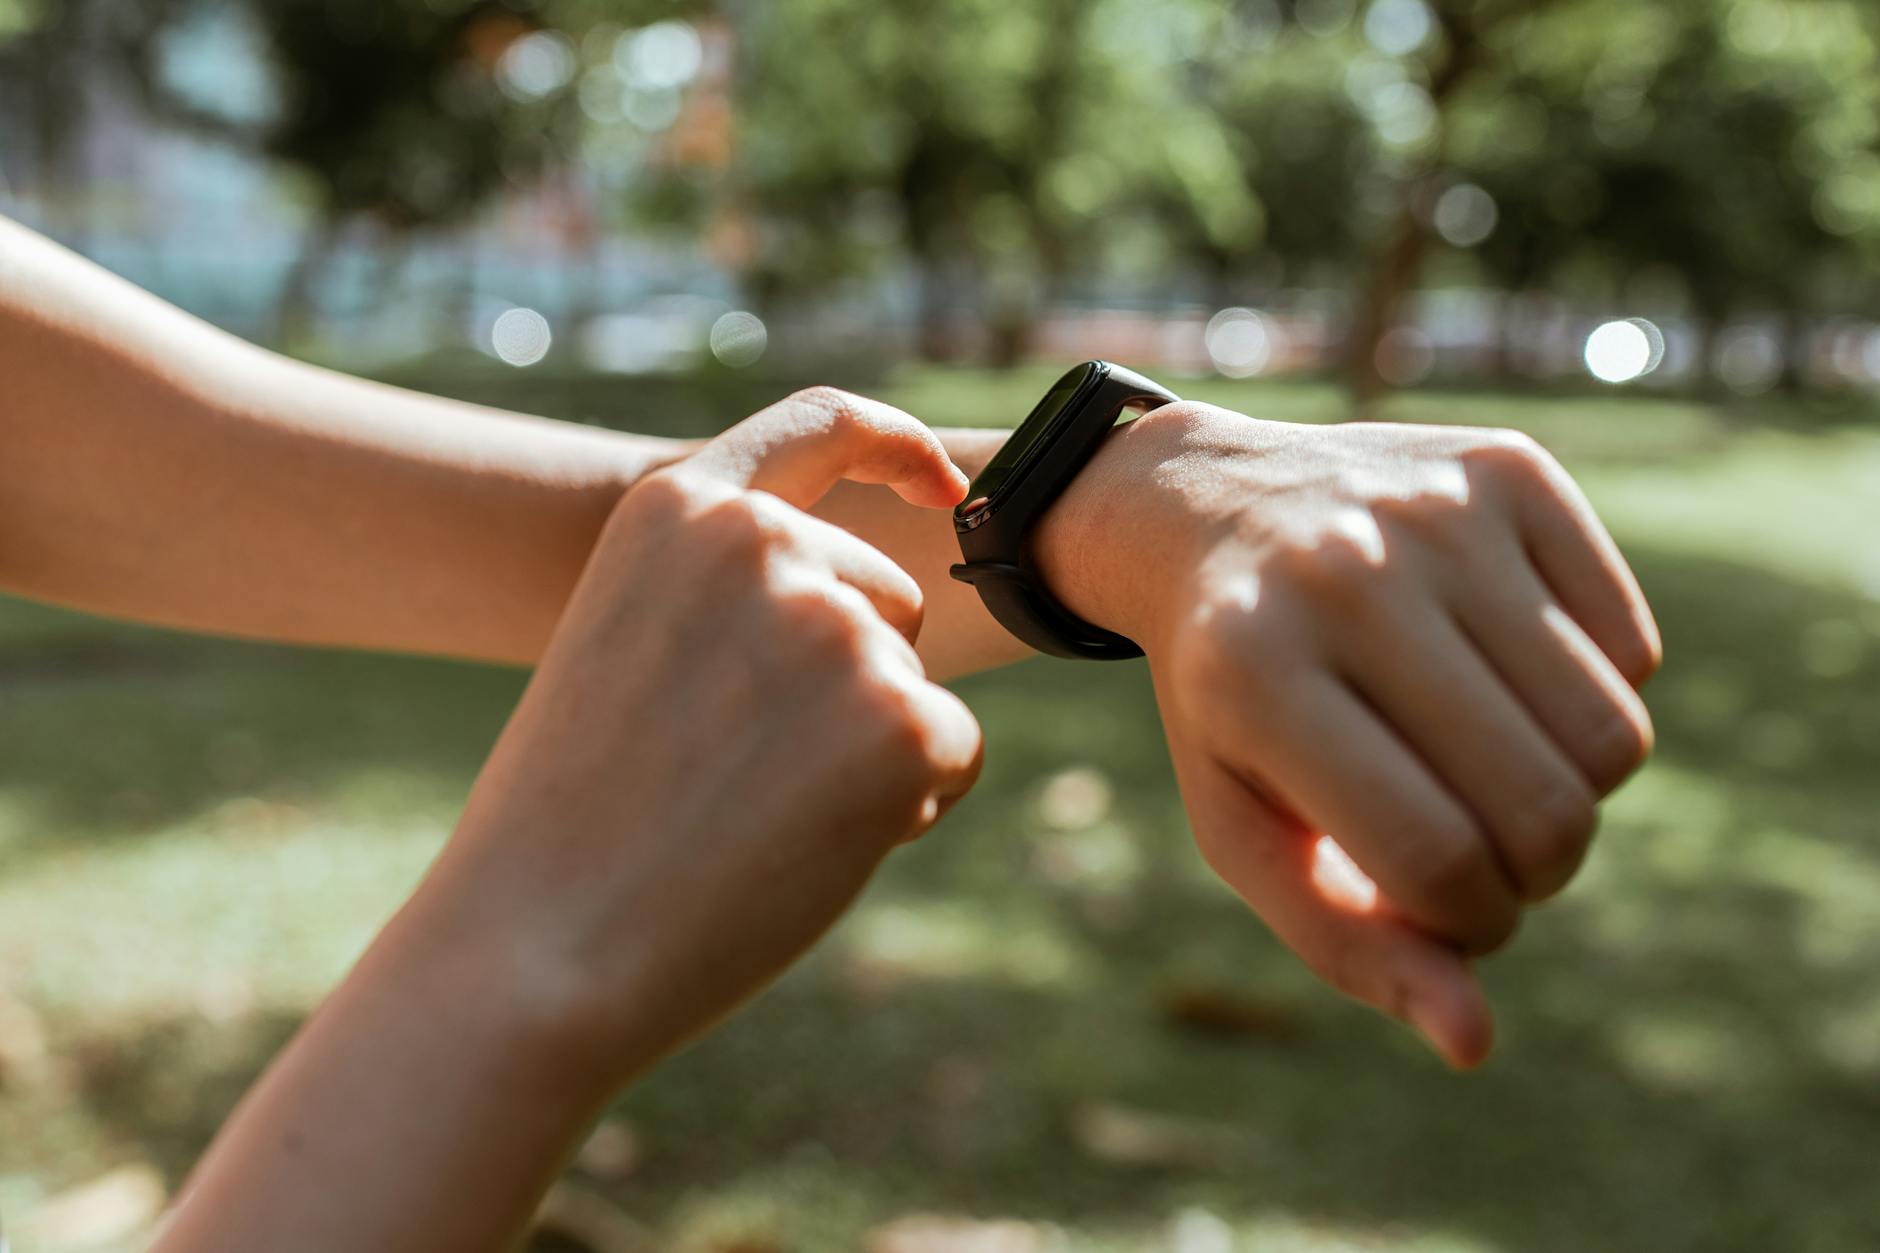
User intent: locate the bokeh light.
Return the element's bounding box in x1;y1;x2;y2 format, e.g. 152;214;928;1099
1363;0;1434;57
490;307;552;367
1369;81;1438;148
1204;308;1273;378
1584;319;1657;384
1433;183;1499;248
497;31;576;102
709;311;768;367
1630;317;1668;375
616;21;703;93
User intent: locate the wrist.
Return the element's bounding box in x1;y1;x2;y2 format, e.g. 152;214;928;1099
1031;403;1208;652
391;865;642;1101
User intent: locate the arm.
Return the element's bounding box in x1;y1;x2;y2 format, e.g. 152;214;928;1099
0;215;1025;675
831;402;1663;1069
4;213;1662;1065
154;404;982;1252
0;216;690;663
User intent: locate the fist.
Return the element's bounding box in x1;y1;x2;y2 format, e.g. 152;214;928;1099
424;388;983;1081
1042;404;1660;1067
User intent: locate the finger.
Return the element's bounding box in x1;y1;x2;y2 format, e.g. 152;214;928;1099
688;387;967;510
810;580;983;837
1206;671;1521;955
890;675;985;839
1339;603;1598;903
1169;725;1493;1069
751;493;927;645
1500;448;1661;686
1454;557;1654;794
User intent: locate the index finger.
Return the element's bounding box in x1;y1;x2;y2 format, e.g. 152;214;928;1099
686;386;968;511
1492;438;1663;686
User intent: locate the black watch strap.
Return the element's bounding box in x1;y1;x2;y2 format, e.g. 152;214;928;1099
947;560;1143;660
949;361;1178;660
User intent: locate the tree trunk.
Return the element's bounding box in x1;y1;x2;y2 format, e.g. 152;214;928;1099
1345;194;1435;411
1341;6;1491;413
1777;310;1811;394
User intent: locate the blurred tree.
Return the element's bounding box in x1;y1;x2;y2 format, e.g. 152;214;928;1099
1456;0;1880;390
0;0;103;241
719;0;1086;362
114;0;587;335
690;0;1267;364
1338;1;1520;405
23;0;1868;387
1173;26;1374;303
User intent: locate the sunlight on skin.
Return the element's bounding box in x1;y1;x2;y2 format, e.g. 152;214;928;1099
1345;456;1471;514
1325;506;1389;565
1310;834;1380;913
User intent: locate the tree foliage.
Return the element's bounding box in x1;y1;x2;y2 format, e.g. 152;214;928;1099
11;0;1876;384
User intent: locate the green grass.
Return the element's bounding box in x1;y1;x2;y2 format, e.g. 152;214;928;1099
2;370;1878;1252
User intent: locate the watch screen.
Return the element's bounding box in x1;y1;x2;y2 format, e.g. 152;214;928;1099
963;363;1098;509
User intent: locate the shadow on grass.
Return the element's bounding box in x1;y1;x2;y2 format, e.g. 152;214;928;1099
16;534;1880;1250
0;596;523;863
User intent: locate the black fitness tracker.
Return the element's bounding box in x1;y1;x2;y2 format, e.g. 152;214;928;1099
949;360;1180;660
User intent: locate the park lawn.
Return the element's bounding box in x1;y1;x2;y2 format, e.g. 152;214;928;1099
1;371;1877;1252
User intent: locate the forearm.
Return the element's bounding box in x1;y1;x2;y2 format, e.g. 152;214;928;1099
0;217;690;664
152;889;612;1252
156;401;987;1249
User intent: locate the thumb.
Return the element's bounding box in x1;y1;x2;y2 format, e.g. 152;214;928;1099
686;387;968;511
1172;732;1495;1070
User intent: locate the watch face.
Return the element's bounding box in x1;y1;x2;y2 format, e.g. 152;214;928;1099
959;362;1103;517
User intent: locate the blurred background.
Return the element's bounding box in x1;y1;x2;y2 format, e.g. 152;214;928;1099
2;1;1878;1250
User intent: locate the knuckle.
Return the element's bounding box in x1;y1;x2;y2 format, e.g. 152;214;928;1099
1283;538;1392;622
790;385;860;424
1170;602;1289;711
1613;630;1665;688
857;681;938;774
696;494;774;560
1466;429;1554;485
1374;488;1472;549
741;488;808;541
1467;904;1521;957
1641;624;1665;680
774;583;866;660
1505;778;1598;900
1399;825;1518;953
1484;427;1547;462
624;468;692;514
1583;703;1655;788
891;581;928;638
611;470;705;537
1407;828;1487;903
1637;635;1666;684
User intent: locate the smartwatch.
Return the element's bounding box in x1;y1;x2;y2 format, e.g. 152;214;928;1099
949;360;1180;660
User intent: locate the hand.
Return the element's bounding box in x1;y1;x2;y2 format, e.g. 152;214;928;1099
156;389;986;1253
420;387;984;1083
1038;404;1660;1068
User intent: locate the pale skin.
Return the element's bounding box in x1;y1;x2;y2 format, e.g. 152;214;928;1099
0;217;1659;1248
